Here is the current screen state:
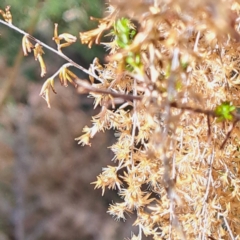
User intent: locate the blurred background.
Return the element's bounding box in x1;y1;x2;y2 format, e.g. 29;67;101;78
0;1;140;239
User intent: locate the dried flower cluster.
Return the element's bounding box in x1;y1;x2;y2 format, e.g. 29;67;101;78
1;0;240;239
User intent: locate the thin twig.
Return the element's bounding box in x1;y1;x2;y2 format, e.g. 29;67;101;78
219;214;236;240
130;78;138;167
170;102;215;117
170;102;240;149
220;120;239;149
0;19;103;83
169;139;177;240
0;19;144;102
76;78;142;101
201;150;214;240
207;114;211;138
170;102;240;121
194;31;201;52
196;154;213;239
203;152;214;202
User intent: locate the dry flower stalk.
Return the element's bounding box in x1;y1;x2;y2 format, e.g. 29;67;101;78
0;5;12;24
53;23;77;52
39;78;56;108
2;1;240;239
79;10;117;48
33;43;46;77
22;34;34;56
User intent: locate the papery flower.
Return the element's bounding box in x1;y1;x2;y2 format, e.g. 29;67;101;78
59;66;78;87
0;6;12;24
52;23;77;52
108;202;132;221
92;166;122;196
22;35;34;56
92;174;107;195
75;125;98;146
79;13;116;48
38;55;46;77
75;126;92;146
80;27;106;48
39;78;56;108
75;132;91;146
34;43;46;77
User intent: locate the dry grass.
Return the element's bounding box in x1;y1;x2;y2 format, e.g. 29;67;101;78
2;0;240;239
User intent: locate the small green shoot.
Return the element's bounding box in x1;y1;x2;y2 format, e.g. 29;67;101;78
215;102;236;122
